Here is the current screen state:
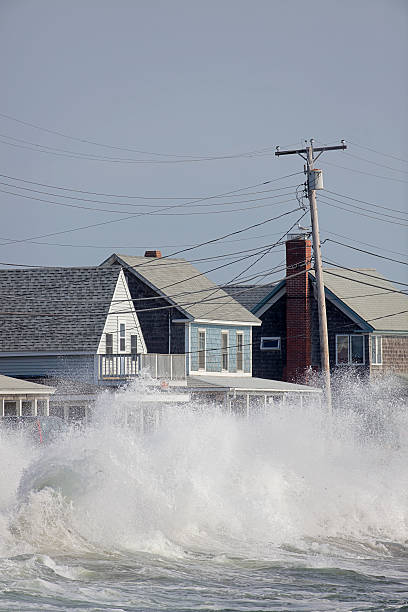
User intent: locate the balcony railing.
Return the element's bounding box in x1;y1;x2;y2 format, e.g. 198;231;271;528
98;353;186;381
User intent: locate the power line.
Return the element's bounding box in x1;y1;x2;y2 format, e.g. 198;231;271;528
0;171;298;203
320;194;408;222
324;189;408;216
0;186;297;217
322;229;407;258
318;195;408;227
322;260;408;287
346;140;408;165
320;159;408;184
0;110;287;160
324;239;408;266
344;152;408;175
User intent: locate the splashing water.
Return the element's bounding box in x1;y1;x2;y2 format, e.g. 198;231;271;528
0;375;407;610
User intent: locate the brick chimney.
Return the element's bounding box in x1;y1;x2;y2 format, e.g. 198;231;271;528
144;250;162;258
284;235;312;382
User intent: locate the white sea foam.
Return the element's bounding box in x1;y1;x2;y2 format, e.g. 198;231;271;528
0;375;407;564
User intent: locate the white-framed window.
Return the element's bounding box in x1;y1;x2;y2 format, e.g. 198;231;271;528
105;333;113;355
119;323;126;352
371;336;382;365
336;334;365;365
221;331;229;371
236;332;244;371
198;329;206;370
260;337;281;351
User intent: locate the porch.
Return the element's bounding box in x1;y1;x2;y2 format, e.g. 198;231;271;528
98;353;186;381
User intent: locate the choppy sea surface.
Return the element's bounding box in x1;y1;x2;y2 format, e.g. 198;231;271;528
0;376;407;611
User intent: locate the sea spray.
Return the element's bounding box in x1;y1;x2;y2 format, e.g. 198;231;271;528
1;373;406;563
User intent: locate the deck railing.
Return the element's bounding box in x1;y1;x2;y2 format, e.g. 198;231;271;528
98;353;186;381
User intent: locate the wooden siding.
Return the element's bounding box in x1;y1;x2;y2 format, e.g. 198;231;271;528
371;335;408;375
124;270;188;354
190;323;251;374
252;295;286;380
0;355;95;381
97;270;146;355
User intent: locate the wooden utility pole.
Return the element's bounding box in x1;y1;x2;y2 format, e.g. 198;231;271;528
275;139;347;409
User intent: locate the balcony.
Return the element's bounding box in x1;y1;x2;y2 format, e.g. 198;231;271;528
98;353;186;382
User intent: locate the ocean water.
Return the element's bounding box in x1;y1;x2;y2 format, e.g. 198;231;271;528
0;377;407;611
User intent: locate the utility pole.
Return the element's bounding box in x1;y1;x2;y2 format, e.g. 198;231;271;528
275;139;347;409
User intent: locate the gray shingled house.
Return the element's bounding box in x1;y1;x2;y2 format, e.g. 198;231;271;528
0;266;147;388
223;236;408;383
101;252;322;404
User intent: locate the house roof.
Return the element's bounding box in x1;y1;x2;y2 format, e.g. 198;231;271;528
101;254;261;325
317;268;408;333
233;266;408;333
0;374;55;395
0;267;122;352
221;284;277;312
187;375;321;394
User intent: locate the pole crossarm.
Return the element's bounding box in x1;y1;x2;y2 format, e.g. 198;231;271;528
275;143;347;157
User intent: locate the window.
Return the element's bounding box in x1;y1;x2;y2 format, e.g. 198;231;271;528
198;330;206;370
106;333;113;355
21;401;33;416
221;332;229;371
119;323;126;352
4;401;17;416
37;400;47;416
236;332;243;371
336;335;365;365
260;337;281;351
371;336;382;365
131;335;138;354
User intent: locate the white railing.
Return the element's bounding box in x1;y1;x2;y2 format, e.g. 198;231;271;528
98;353;186;381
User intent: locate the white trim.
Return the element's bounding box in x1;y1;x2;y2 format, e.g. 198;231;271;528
371;335;383;365
260;337;281;351
254;287;286;317
0;351;94;357
236;331;244;373
335;334;365;366
221;330;229;372
198;328;206;371
193;318;261;326
188;370;252;377
106;255;194;321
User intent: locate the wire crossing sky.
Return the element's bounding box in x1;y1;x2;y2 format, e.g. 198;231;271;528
0;0;407;284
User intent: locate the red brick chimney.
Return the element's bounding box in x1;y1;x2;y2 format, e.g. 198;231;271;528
144;250;162;258
284;235;312;382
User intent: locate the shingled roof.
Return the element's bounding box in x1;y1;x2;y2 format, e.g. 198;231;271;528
317;268;408;333
224;267;408;333
101;254;261;324
0;267;122;352
221;284;278;312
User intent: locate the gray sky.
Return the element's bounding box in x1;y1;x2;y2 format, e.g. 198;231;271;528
0;0;407;287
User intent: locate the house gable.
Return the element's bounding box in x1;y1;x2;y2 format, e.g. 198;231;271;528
97;269;146;355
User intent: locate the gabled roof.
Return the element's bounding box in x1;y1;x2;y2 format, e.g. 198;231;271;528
232;267;408;333
0;374;55;395
101;254;261;325
316;268;408;333
0;266;123;352
221;284;277;312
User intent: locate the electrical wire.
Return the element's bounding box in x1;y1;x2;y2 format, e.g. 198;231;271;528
318;195;408;227
324;189;408;216
319;159;408;184
0;111;290;160
0;185;297;216
320;194;408;222
344;152;408;175
321;229;407;258
322;260;408;287
324;239;408;266
346;140;408;165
